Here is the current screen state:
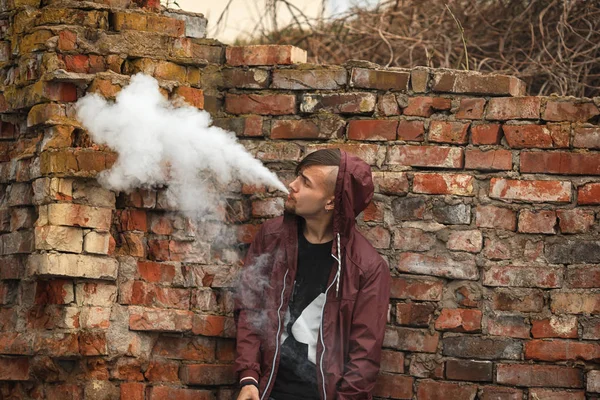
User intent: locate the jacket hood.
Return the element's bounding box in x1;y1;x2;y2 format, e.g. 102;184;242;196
333;150;374;240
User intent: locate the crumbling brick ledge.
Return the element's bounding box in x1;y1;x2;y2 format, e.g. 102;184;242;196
1;0;600;399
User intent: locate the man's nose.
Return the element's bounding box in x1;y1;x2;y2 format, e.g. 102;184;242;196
289;177;299;192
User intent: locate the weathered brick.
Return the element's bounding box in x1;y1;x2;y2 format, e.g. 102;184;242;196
520;151;600;175
347;119;397;141
471;123;502;145
435;308;482;332
479;386;523;400
417;379;477;400
0;357;29;380
377;93;400;116
445;359;492;382
557;209;594;234
489;178;572;203
403;96;452;117
272;68;346;90
432;202;471;225
35;279;74;304
372;172;409;195
518;209;557;234
573;125;600;149
225;93;295;115
543;100;599;122
390;276;443;301
147;386;213;400
475;205;517;231
551;292;600;314
409;354;444;379
358;225;390;249
428;120;469;144
497;363;583;388
588;370;600;393
446;230;483;253
397;119;425;141
545;238;600;264
1;230;34;254
486;97;541;120
28;253;118;280
174;86;204;109
578;183;600;205
226;45;306;66
34;225;83;253
528;389;585;400
456;98;486;119
383;326;439;352
213;116;263;137
485;315;530;339
373;374;413;400
392;227;436;252
525;339;600;362
483;264;562;288
397;252;478;280
119;383;144;400
180;364;236;385
465;148;512;171
531;316;578;338
395;302;436;327
192;314;235;338
413;173;474;196
271;118;344;140
83;231;111;255
503;124;554;148
38;203;112;230
153;336;215;361
442;336;522;360
493;289;544;312
252;141;302;162
566;265;600;289
129;307;193;332
432;71;526;96
386;145;463;168
350;68;409;91
410;68;429;92
221;68;269;89
300;92;376;114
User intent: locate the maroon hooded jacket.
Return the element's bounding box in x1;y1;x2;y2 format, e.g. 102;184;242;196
234;150;391;400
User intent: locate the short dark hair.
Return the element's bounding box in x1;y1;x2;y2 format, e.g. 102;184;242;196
296;148;341;175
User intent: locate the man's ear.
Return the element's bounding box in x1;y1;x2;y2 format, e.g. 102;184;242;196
325;196;335;212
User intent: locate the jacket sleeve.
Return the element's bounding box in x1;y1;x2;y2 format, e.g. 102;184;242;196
337;260;391;399
234;225;266;384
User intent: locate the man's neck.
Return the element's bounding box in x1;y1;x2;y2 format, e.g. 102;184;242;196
302;214;334;244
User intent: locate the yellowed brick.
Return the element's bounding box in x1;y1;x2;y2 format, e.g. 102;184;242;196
32;177;73;205
28;253;118;280
83;231;111;255
34;225;82;253
38;203;112;230
27;103;68;127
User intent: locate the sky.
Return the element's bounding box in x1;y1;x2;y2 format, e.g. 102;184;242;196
178;0;380;43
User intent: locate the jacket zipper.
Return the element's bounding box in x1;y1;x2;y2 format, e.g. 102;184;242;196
319;232;342;400
260;268;289;400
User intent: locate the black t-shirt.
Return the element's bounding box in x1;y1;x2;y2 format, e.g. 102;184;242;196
270;227;333;400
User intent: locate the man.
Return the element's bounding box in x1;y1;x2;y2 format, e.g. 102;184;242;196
235;148;391;400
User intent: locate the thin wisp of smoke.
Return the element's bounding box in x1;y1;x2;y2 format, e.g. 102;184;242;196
75;73;288;221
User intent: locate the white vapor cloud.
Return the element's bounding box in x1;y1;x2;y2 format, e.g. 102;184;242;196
76;73;288;221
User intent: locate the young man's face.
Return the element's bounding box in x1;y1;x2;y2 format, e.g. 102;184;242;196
284;165;338;218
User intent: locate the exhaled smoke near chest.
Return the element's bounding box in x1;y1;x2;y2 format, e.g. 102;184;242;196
75;73;288;221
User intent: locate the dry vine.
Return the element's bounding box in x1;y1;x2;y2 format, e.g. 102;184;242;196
235;0;600;98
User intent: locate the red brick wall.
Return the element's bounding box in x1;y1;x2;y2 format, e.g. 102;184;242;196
1;1;600;399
